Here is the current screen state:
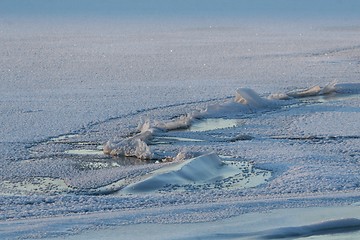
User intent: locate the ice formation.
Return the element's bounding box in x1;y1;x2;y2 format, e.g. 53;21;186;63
153;114;194;131
103;127;154;159
103;82;353;160
103;87;282;159
268;81;344;100
121;153;271;193
234;88;274;108
2;4;360;237
121;153;225;193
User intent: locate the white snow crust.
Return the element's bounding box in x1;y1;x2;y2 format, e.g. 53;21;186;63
0;1;360;239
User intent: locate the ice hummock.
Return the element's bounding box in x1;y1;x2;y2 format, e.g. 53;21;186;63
234;88;274;108
269;81;338;99
103;138;152;160
103;82;356;160
269;82;360;100
103;123;155;159
103;87;281;159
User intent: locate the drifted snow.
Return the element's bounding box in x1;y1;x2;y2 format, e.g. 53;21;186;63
121;153;271;194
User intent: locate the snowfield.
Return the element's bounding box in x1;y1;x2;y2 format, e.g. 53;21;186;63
0;0;359;239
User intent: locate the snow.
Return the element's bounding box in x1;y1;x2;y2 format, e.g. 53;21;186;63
21;204;360;240
0;0;360;239
101;87;279;159
102;82;359;161
120;153;271;194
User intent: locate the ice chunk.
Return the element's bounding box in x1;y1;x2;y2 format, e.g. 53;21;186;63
203;87;280;117
285;81;340;98
153;114;194;131
269;81;348;100
103;138;152;160
234;88;274;108
319;81;337;95
103;125;155;160
287;85;322;98
268;92;291;100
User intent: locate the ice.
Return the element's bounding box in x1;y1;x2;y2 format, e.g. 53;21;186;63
286;85;323;98
153;114;194;131
103;121;157;159
103;82;358;161
234;88;275;108
1;0;360;239
104;138;152;160
121;153;271;194
65;149;105;156
102;87;280;159
335;83;360;94
32;205;360;240
257;218;360;239
188;118;241;132
102;86;284;159
270;81;339;100
0;177;73;196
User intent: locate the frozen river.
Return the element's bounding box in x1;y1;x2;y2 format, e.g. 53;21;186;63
0;1;359;239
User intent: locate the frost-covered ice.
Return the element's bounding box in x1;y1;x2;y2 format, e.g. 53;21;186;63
40;204;360;240
1;0;360;239
120;153;271;194
103;82;359;161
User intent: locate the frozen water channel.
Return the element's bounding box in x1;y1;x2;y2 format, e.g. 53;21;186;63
1;1;360;239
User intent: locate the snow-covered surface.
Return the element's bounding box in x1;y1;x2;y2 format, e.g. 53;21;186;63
42;204;360;240
120;153;271;194
1;0;360;239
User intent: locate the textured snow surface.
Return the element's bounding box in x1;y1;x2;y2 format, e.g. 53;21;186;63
120;153;271;194
1;1;360;239
3;203;359;240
